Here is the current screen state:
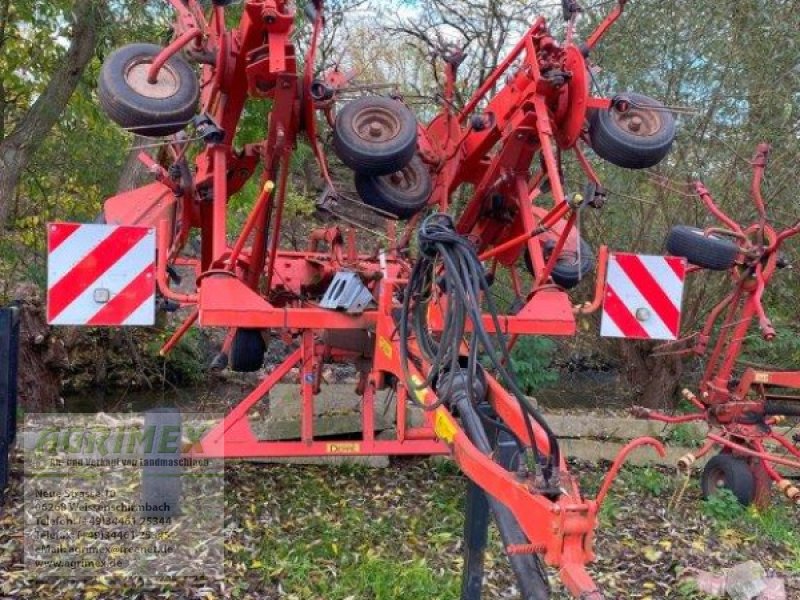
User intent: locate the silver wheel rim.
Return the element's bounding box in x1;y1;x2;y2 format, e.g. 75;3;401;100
125;60;180;100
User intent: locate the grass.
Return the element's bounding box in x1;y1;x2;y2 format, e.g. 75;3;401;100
232;460;470;599
4;454;800;599
598;493;621;526
664;423;705;448
701;488;800;574
620;465;670;496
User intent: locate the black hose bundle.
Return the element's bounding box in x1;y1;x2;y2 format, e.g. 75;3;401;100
399;213;561;481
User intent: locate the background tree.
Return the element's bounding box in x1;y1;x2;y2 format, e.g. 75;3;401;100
0;0;108;233
0;0;796;408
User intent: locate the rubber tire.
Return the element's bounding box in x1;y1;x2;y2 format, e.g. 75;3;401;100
142;408;182;516
230;328;266;372
98;43;199;137
588;92;676;169
333;96;417;175
524;238;595;290
548;238;594;289
354;156;432;219
701;454;756;506
666;225;738;271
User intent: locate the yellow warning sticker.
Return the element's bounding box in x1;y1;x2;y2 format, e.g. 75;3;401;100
434;412;458;443
754;372;770;384
327;442;361;454
378;336;393;359
410;374;428;404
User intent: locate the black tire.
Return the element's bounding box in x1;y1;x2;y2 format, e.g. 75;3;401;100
142;408;182;516
589;92;676;169
333;96;417;175
548;238;594;289
208;351;229;371
701;454;755;506
666;225;738;271
354;156;432;219
230;328;266;372
98;43;199;137
524;238;595;290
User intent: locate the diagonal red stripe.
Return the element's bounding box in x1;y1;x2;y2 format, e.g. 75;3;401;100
48;223;81;252
614;254;680;336
604;284;649;338
87;265;155;325
47;227;149;322
665;256;686;280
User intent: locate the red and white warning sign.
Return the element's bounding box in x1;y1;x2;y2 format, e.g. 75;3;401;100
47;223;156;326
600;253;686;340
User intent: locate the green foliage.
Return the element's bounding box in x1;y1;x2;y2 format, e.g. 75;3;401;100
701;488;745;522
0;1;171;298
746;504;800;549
743;505;800;574
675;578;706;600
509;336;559;394
146;328;205;386
621;466;669;496
246;460;465;599
227;98;316;237
743;325;800;370
665;423;704;448
431;457;462;477
702;495;800;572
676;397;700;414
598;494;621;526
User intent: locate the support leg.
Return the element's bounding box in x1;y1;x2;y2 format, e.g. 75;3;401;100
0;306;20;501
461;478;491;600
301;330;315;444
458;398;550;600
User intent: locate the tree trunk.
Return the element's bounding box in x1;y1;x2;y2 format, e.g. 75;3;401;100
0;0;106;232
12;283;70;412
617;340;684;409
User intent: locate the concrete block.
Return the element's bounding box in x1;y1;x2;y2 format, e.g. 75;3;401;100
544;414;707;441
252;384;394;440
557;438;706;467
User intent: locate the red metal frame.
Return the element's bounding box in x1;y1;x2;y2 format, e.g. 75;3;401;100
90;1;677;596
635;143;800;505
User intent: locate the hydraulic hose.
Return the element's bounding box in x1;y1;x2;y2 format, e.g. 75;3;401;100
399;213;561;481
764;399;800;418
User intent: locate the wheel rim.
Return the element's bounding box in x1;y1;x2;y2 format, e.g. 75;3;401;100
544;240;582;268
352;105;402;144
706;466;726;495
382;163;420;195
612;102;663;137
125;60;181;99
556;250;580;267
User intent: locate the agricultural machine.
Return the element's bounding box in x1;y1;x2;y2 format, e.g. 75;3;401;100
46;0;685;597
634;143;800;508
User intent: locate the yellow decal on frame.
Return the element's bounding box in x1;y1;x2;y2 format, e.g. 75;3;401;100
327;442;361;454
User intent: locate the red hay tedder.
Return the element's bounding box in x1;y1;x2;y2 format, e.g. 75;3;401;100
634;143;800;510
44;0;699;597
